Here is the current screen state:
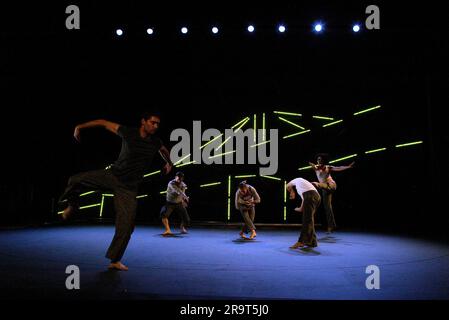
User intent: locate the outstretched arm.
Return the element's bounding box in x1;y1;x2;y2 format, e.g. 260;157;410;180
308;162;318;170
329;161;355;172
73;119;120;142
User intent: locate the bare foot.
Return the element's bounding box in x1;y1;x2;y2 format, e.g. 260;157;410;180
289;242;305;249
62;205;77;220
249;231;257;239
294;207;303;213
180;228;188;234
162;230;173;237
108;261;129;271
239;231;248;239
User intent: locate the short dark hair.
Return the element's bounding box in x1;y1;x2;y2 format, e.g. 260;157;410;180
238;180;248;189
175;171;184;178
315;153;329;164
141;111;161;121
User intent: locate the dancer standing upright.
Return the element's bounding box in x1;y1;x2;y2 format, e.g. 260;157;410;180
309;154;354;233
59;112;173;271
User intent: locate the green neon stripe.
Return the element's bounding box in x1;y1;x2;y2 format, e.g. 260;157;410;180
143;170;161;178
253;114;257;142
215;136;232;151
313;115;335;120
136;194;148;199
274;111;302;116
283;130;311;139
176;160;196;167
260;175;282;181
298;165;311;171
365;148;387;154
322;119;343;127
99;195;105;217
284;206;287;221
278;117;305;129
79;203;101;210
329;154;358;164
231;117;250;129
200;133;224;150
200;182;222;188
173;154;191;166
250;140;270;148
160;191;167;194
208;150;236;159
234;175;256;178
80;191;96;197
353;105;381;116
284;181;287;203
262;113;266;141
395;141;423;148
103;193;114;197
233;118;250;133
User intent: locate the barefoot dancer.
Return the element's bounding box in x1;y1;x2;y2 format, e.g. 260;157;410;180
59;112;173;271
309;154;354;233
287;177;321;249
161;172;190;236
235;181;261;240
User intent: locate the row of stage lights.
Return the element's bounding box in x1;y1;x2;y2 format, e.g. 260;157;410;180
114;22;363;37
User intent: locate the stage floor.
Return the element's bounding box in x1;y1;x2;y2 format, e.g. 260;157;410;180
1;225;448;299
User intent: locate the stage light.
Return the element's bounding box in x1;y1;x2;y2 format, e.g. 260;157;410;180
212;27;219;34
181;27;188;34
200;182;222;188
116;29;124;36
278;25;286;33
146;28;154;35
395;141;423;148
313;23;323;33
247;25;255;32
353;24;361;32
353;105;381;116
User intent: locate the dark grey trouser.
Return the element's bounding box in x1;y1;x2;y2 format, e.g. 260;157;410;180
59;169;137;262
160;202;190;227
239;207;256;233
298;190;321;247
315;181;337;230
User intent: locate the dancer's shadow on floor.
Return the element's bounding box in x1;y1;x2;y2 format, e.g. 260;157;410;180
286;247;321;256
154;233;186;238
232;238;260;244
318;235;340;243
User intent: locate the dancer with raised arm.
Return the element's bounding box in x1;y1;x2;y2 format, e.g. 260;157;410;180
309;153;354;233
59;112;173;271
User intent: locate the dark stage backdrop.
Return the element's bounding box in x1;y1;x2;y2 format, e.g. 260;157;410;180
0;1;446;234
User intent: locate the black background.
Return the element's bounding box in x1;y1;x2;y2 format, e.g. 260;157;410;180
0;1;447;236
